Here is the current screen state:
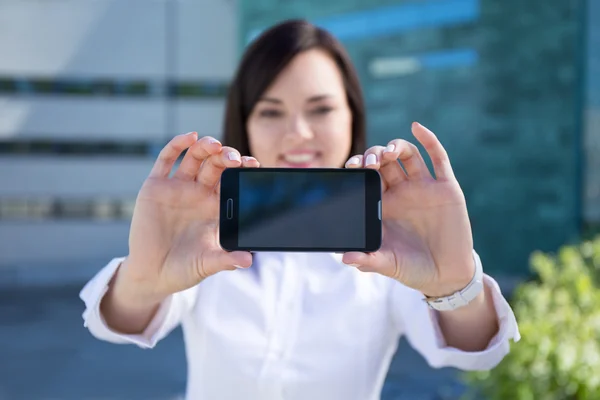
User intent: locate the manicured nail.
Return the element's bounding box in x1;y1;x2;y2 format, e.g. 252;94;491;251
384;144;395;153
347;157;360;166
365;154;377;166
228;152;241;161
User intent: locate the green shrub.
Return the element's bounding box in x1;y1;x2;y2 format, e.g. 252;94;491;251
462;235;600;400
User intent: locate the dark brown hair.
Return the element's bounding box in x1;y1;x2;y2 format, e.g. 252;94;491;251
222;19;366;158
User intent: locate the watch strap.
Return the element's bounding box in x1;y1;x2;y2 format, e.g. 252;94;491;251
424;250;484;312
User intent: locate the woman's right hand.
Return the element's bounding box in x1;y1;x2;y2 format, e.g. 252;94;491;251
109;132;258;308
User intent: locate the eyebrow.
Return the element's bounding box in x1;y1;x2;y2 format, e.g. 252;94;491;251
258;97;282;104
258;94;333;104
307;94;332;103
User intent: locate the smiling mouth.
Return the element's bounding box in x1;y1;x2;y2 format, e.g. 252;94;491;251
280;152;320;167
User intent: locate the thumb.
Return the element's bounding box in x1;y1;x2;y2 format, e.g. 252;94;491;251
201;250;253;278
341;251;397;278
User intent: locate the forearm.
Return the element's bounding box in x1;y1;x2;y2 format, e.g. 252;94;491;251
435;282;499;351
100;259;167;335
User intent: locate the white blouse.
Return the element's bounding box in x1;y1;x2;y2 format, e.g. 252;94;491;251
80;251;520;400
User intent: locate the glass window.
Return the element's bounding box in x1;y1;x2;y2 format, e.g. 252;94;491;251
92;200;118;221
0;199;29;220
0;76;228;98
0;140;154;156
0;198;137;221
28;200;53;220
118;200;136;220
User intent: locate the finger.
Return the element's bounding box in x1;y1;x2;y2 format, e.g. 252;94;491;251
215;156;260;195
173;136;222;181
363;146;388;191
200;250;254;278
195;146;242;189
341;250;398;279
411;122;455;181
241;156;260;168
387;138;431;180
344;154;363;168
363;146;385;170
379;142;408;186
149;132;198;178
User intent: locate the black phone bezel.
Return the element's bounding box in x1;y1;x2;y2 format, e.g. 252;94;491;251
219;167;382;253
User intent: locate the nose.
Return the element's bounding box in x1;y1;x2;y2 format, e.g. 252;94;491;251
286;115;314;140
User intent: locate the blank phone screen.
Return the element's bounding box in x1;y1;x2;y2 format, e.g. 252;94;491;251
237;170;365;249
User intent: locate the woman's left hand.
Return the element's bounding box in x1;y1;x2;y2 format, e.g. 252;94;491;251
342;122;475;298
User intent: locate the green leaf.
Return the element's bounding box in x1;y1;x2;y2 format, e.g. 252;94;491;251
463;235;600;399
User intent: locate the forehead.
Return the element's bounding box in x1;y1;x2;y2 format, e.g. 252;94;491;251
263;48;346;98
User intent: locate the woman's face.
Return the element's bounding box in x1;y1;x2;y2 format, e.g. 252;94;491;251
246;49;353;168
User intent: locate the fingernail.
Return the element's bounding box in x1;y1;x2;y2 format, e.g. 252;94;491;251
365;154;377;166
209;138;220;144
233;264;246;269
346;263;361;268
228;152;241;161
384;144;395;153
347;156;360;166
187;131;197;136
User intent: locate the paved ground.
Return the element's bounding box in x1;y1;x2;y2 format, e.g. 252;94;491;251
0;285;469;400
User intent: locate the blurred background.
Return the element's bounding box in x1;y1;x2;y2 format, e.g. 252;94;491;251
0;0;598;399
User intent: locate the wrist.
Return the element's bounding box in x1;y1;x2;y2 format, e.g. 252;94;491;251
421;279;472;299
421;256;476;298
421;250;485;312
111;258;166;310
100;261;166;335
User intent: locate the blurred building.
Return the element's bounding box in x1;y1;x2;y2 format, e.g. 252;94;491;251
584;0;600;231
240;0;599;275
0;0;237;284
0;0;598;283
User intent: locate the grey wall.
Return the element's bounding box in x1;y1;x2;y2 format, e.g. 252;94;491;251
0;0;238;279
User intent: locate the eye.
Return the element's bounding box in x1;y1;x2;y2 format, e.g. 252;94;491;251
311;106;334;115
259;109;283;118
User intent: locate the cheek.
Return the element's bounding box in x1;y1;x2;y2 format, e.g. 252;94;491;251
247;119;281;162
316;113;353;161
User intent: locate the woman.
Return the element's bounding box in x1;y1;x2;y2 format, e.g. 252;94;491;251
80;19;519;400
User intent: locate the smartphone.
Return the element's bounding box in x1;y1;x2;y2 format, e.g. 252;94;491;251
219;168;382;252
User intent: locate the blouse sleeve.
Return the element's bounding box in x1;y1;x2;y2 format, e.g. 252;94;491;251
79;257;198;349
388;252;521;371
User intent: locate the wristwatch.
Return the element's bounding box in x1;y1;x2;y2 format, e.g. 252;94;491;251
424;250;484;311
